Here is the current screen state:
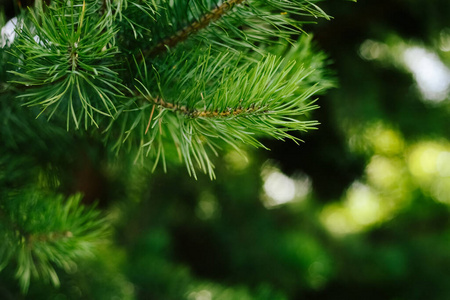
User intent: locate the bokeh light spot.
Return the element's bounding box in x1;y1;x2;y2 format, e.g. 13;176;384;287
346;183;381;226
261;164;311;207
366;156;402;189
320;204;358;235
437;151;450;177
224;149;249;171
263;171;296;205
431;178;450;204
408;142;450;204
188;289;212;300
365;123;404;155
403;46;450;102
408;142;446;179
359;39;388;60
196;192;219;220
0;17;17;47
320;182;395;235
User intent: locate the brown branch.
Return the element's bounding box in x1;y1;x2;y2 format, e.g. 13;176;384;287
27;231;73;245
138;93;265;119
0;206;72;247
138;0;245;60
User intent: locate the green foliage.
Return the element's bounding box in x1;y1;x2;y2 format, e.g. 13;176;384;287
2;0;450;298
9;1;124;129
0;0;334;296
0;192;109;292
5;0;331;178
108;37;329;177
133;0;329;55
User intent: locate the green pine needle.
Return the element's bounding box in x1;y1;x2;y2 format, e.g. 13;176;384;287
0;192;109;293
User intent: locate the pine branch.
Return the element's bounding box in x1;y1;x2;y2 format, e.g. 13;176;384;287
0;192;109;292
5;0;332;179
137;94;266;118
26;230;74;244
0;0;337;294
8;1;124;129
139;0;245;59
104;37;330;178
7;0;330;130
133;0;330;60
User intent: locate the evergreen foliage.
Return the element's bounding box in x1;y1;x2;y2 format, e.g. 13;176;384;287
3;0;449;299
5;0;333;177
0;0;333;294
0;192;108;292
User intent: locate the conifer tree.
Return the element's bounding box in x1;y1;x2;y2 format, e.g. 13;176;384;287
0;0;336;295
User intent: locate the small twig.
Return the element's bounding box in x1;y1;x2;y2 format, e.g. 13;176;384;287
27;231;73;245
145;103;156;134
138;0;245;60
138;93;265;119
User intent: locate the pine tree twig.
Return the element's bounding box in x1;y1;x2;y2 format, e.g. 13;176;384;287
139;0;245;59
189;104;264;118
145;104;156;134
26;231;73;245
138;93;266;119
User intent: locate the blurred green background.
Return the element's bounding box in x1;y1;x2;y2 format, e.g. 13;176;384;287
2;0;450;299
